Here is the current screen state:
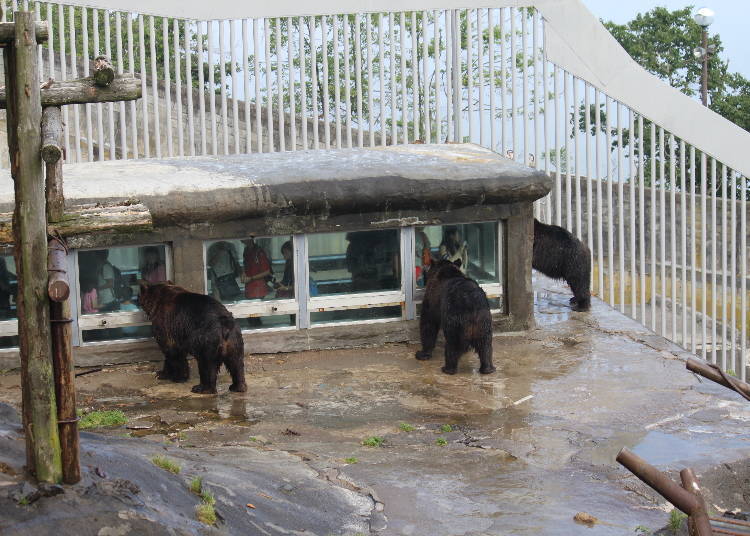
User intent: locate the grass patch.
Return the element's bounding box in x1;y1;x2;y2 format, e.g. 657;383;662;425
151;456;181;474
249;436;258;442
667;509;686;534
201;490;216;506
189;476;203;495
727;369;737;377
435;437;448;446
361;436;385;448
195;502;217;525
344;457;359;464
634;525;652;535
78;409;127;430
399;423;415;432
440;424;453;433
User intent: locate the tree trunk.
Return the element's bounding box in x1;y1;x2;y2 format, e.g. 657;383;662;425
41;106;64;222
0;75;141;108
10;11;62;484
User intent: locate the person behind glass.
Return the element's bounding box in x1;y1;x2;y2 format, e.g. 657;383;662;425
242;237;272;300
273;240;294;299
96;249;120;312
80;272;99;314
0;258;16;319
439;226;469;273
206;241;242;302
415;227;432;287
140;246;166;283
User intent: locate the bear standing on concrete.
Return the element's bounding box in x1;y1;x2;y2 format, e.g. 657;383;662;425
532;219;591;311
415;259;495;375
138;281;247;394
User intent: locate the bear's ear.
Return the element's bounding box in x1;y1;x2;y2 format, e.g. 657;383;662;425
138;279;149;292
453;258;462;268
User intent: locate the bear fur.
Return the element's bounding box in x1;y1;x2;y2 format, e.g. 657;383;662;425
414;259;495;375
138;281;247;394
532;219;591;311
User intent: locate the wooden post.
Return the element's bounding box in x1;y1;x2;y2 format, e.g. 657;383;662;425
92;55;114;87
0;75;141;107
41;106;64;222
48;236;79;484
9;11;62;483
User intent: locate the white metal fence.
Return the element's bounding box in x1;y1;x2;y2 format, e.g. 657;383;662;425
2;0;748;378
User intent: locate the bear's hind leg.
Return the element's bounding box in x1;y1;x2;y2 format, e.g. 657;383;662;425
192;353;220;394
224;352;247;393
568;273;591;312
475;334;495;374
415;312;439;361
441;339;464;375
157;350;189;382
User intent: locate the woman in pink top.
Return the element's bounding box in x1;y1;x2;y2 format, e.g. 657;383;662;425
80;273;99;314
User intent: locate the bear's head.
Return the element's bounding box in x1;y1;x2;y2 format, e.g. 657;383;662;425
424;258;463;284
138;280;176;317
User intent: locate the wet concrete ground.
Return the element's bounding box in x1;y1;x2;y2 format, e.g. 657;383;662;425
1;277;749;535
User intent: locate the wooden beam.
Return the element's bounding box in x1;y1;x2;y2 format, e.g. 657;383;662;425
0;202;153;245
42;106;64;222
92;55;114;87
0;75;141;108
48;237;79;484
0;21;48;45
9;11;62;484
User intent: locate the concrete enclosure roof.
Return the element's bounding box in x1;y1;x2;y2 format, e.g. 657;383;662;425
0;144;551;227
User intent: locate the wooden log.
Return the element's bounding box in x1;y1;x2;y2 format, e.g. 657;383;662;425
0;75;141;108
92;55;114;87
48;237;79;484
0;21;48;45
9;11;62;483
680;468;713;536
47;237;69;302
42;106;64;222
0;202;153;245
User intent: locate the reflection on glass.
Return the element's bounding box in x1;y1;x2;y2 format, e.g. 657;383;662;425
0;255;17;320
236;315;296;330
308;230;400;296
205;236;293;304
78;245;168;315
0;335;18;348
310;305;402;325
416;223;497;288
82;325;152;343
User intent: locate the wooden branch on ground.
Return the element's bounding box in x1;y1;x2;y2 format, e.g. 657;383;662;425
0;75;141;108
0;202;153;245
92;56;114;87
0;21;48;44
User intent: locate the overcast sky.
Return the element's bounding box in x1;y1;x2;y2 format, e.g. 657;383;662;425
581;0;750;79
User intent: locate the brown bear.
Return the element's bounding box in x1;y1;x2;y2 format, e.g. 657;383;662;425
532;219;591;311
138;281;247;394
415;259;495;375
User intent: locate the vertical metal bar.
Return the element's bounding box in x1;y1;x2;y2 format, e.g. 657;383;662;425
585;84;593;259
366;13;375;146
595;90;604;297
186;20;196;156
173;19;185;155
574;78;581;239
355;13;363;147
669;134;677;342
606;97;614;306
658;127;666;335
115;12;127;159
104;11;116;160
344;16;353;148
701;152;707;360
253;19;264;152
721;164;728;370
521;8;528;164
690;146;697;352
741;168;747;381
488;8;495;151
35;1;42;82
499;7;505;154
710;158;717;364
617;103;625;312
288;18;297;151
554;66;561;226
332;16;341;148
198;21;207;155
219;20;229;154
638;115;646;324
399;12;408;143
651;122;657;331
477;10;484;147
466;9;474;144
309;16;320;150
274;18;285;152
161;17;173;157
206;20;217;154
444;10;452;141
421;11;430;143
137;14;149;158
629;109;637;319
532;11;540;178
149;16;161;158
230;20;240;154
293;234;310;329
434;10;441;144
680;139;687;346
299;17;308;150
451;9;461;142
542;18;551;224
242;19;250;153
411;11;420;143
127;14;138;158
81;8;94;162
264;18;275;152
378;13;386;146
729;168;737;374
95;8;108;161
57;4;70;161
68;6;81;162
509;8;516;157
389;12;397;143
564;73;571;230
401;227;416;320
320;16;330;149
